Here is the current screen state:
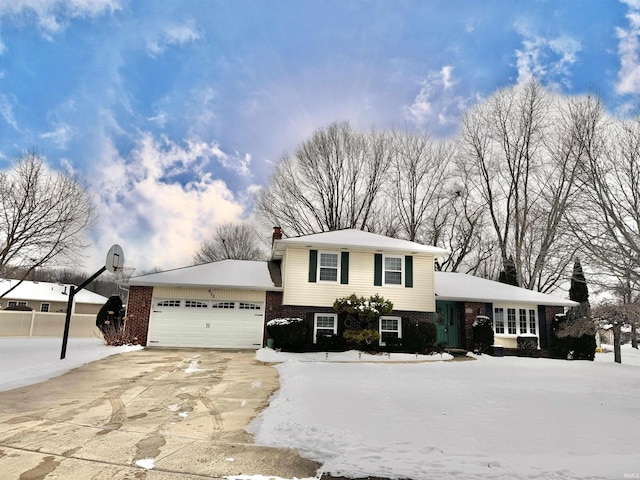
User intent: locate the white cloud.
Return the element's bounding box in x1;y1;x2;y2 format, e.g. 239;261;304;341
0;0;122;35
0;94;18;130
40;122;74;148
514;23;581;88
616;2;640;95
146;20;201;57
88;133;249;271
405;65;469;131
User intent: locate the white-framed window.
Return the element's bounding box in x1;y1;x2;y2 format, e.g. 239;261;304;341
379;316;402;346
529;309;537;334
185;300;208;308
40;303;50;312
494;305;538;336
157;300;181;307
212;301;235;309
507;308;517;334
239;302;261;310
383;255;403;286
7;301;27;308
494;307;505;334
318;252;339;282
314;313;337;343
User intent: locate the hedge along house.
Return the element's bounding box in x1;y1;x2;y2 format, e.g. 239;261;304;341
433;272;578;353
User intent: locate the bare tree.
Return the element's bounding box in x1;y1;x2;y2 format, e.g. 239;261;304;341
459;80;582;292
193;222;266;264
388;131;450;242
256;122;392;235
0;153;94;298
592;302;640;364
569;106;640;287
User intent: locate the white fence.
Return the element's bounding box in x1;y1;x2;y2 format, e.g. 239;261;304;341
0;310;102;338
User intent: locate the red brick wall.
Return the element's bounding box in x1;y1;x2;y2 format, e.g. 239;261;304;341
545;305;564;348
126;286;153;346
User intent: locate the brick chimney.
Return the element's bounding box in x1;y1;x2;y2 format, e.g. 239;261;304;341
272;226;282;245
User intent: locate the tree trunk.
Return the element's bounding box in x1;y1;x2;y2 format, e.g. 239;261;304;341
632;322;638;349
613;322;622;364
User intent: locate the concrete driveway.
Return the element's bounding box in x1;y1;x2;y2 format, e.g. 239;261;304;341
0;348;320;479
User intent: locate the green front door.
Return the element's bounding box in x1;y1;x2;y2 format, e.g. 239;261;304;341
435;301;460;347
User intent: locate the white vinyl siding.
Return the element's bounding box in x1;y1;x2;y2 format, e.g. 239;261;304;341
282;247;435;311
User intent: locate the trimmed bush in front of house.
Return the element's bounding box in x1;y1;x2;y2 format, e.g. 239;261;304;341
343;328;380;351
549;314;596;361
472;315;494;354
266;317;308;352
402;320;437;354
517;335;538;356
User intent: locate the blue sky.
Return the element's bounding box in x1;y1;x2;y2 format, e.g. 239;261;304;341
0;0;638;272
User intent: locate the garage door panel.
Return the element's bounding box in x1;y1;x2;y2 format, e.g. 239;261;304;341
147;299;264;349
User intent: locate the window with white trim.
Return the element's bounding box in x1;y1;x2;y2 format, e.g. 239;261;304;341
185;300;208;308
40;303;50;312
383;255;403;286
239;302;261;310
212;301;235;309
494;305;538;336
157;300;181;307
314;313;337;343
379;316;402;346
529;309;537;334
7;301;27;308
494;307;505;334
318;252;339;282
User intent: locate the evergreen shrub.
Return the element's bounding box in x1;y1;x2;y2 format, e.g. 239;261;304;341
472;315;494;354
266;318;308;352
403;321;437;354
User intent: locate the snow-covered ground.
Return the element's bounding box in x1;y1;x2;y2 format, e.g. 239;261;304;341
250;345;640;480
1;339;638;479
0;337;141;392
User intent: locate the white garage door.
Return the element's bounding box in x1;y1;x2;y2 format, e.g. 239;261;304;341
147;299;265;349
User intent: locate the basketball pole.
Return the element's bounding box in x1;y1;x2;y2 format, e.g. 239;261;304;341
60;265;107;360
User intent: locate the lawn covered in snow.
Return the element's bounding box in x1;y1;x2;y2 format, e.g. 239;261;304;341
250;346;640;480
0;337;142;392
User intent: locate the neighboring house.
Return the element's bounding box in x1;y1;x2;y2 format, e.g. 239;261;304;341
126;228;576;353
0;279;108;314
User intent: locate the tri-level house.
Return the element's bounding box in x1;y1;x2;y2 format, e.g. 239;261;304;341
126;228;576;353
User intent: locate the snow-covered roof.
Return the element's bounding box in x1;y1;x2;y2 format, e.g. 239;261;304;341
128;259;282;291
434;272;577;307
0;279;109;305
272;229;449;259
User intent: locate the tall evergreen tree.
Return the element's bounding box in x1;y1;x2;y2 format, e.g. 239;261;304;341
569;258;589;303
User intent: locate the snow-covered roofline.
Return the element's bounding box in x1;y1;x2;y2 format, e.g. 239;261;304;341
272;229;449;260
128;259;282;291
434;272;577;307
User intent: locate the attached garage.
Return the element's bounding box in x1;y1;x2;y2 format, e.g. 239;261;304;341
126;260;282;350
148;298;265;348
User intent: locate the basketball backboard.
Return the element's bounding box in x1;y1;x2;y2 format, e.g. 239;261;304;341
106;244;125;273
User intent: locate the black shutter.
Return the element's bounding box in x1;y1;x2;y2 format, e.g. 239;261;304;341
341;252;349;284
538;305;548;349
405;256;413;288
374;253;382;286
306;312;315;345
308;250;317;283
